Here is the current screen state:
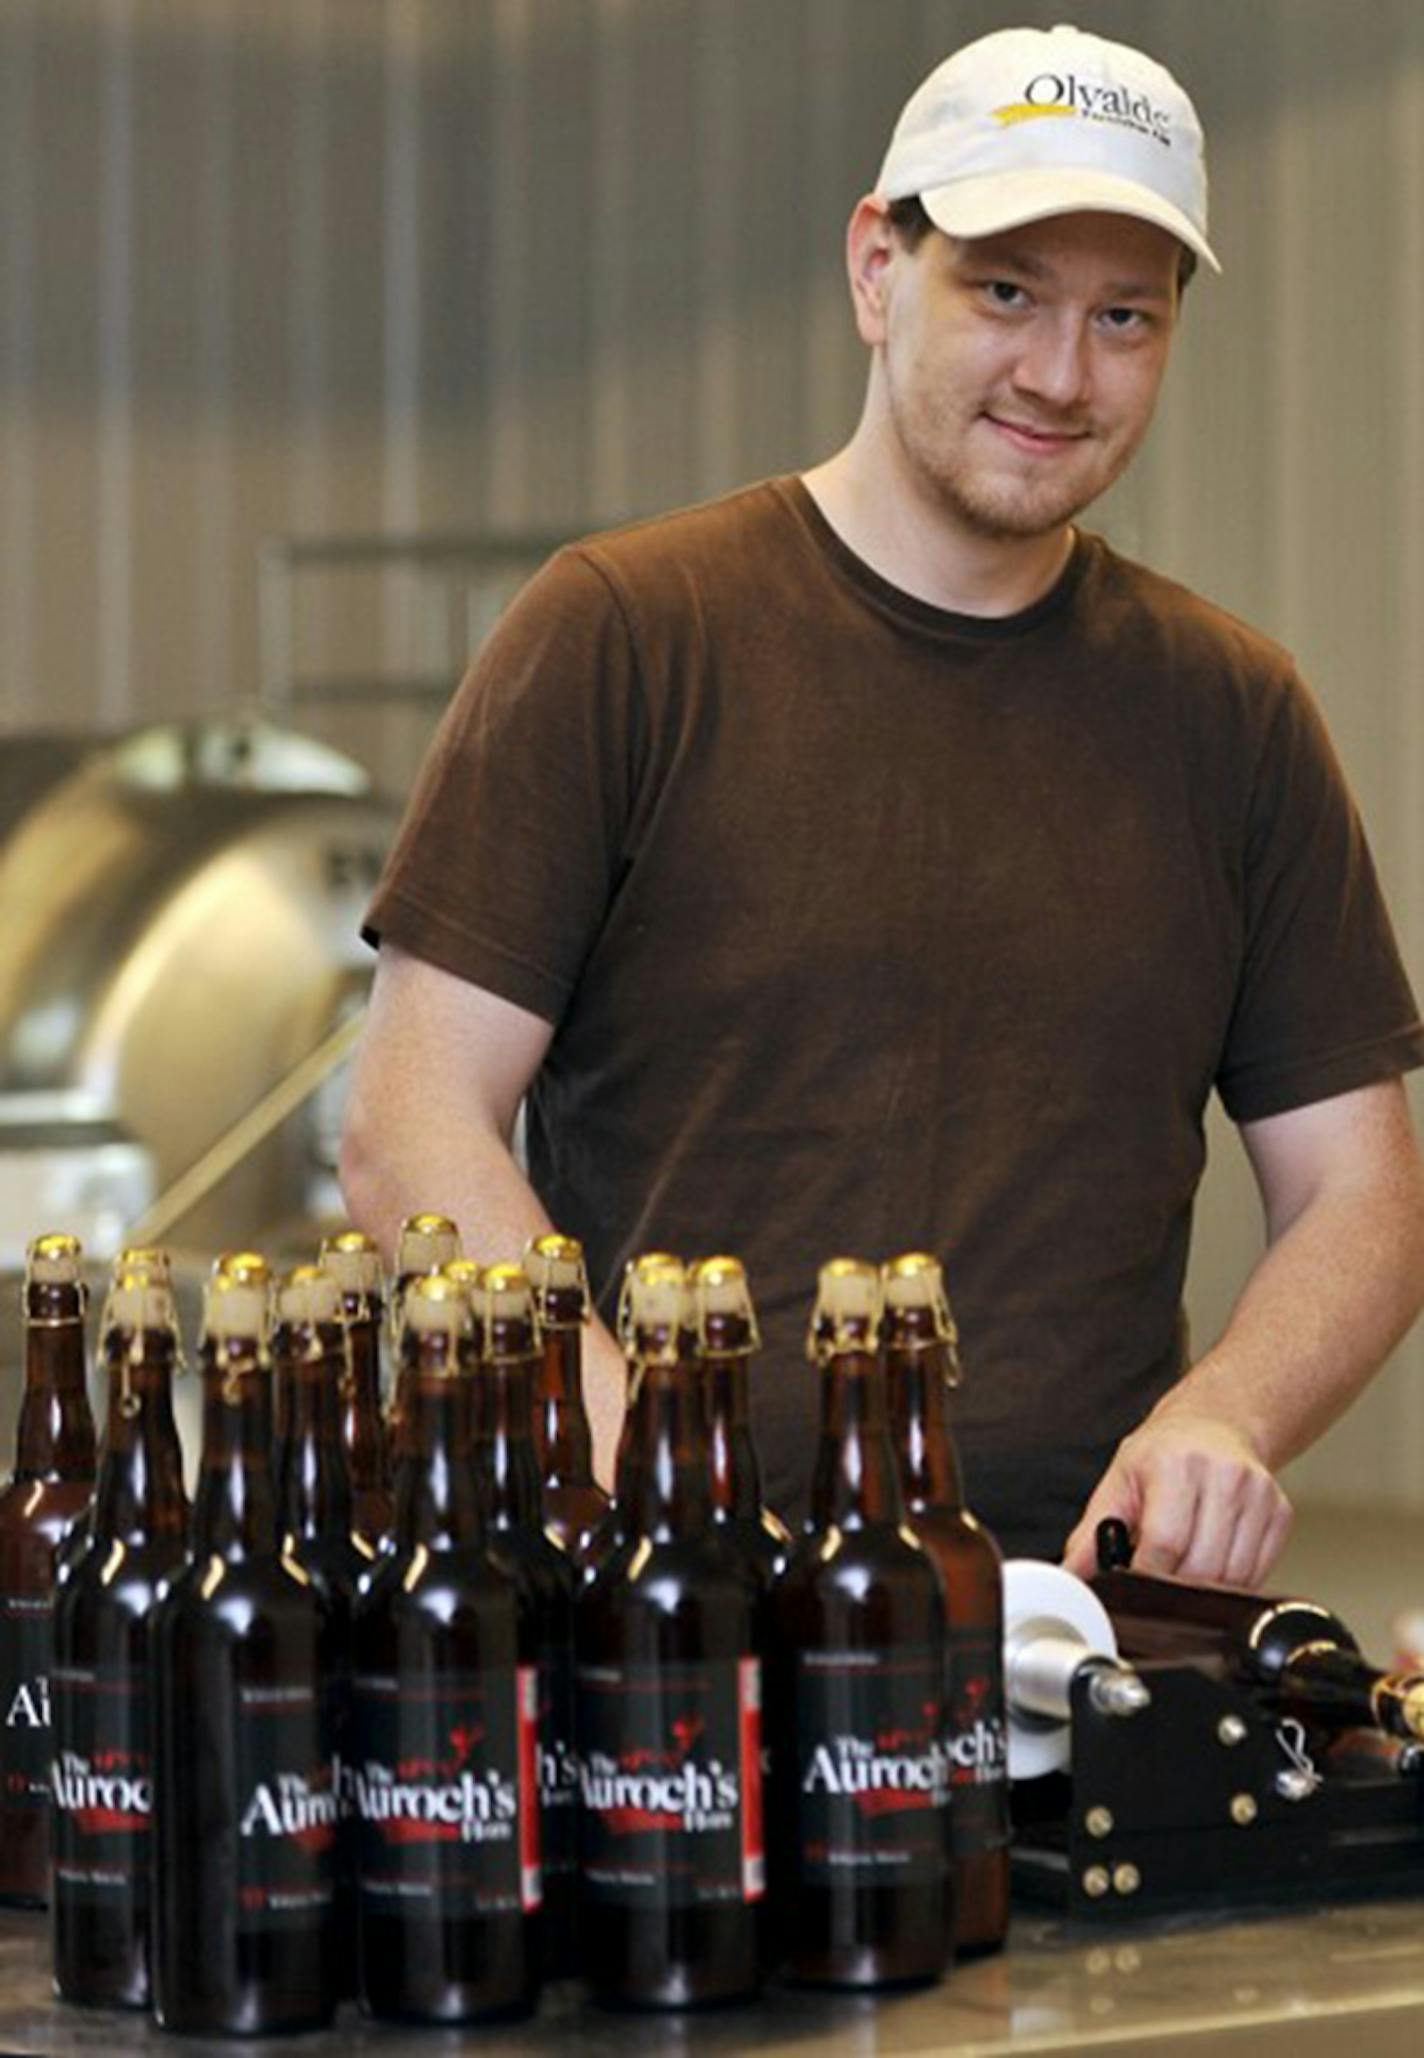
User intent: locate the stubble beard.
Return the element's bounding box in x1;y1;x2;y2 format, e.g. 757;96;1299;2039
890;386;1135;545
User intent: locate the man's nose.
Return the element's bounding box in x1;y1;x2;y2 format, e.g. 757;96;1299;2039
1011;317;1092;412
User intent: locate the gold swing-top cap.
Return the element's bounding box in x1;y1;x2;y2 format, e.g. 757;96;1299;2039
320;1230;383;1297
880;1251;959;1353
808;1257;883;1358
202;1272;269;1344
688;1255;761;1350
104;1269;178;1336
439;1258;486;1300
276;1264;342;1329
616;1250;682;1344
113;1244;173;1284
212;1250;271;1288
524;1232;589;1314
402;1270;474;1347
483;1261;537;1329
397;1214;460;1274
624;1255;688;1344
27;1232;83;1283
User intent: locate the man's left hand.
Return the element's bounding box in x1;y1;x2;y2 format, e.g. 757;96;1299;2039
1061;1410;1293;1589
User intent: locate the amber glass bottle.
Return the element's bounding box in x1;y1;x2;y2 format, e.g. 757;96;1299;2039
471;1263;578;1978
52;1266;188;2007
769;1259;952;1989
883;1252;1008;1956
687;1256;790;1587
584;1252;681;1574
388;1214;461;1468
0;1233;97;1906
525;1234;609;1561
353;1273;541;2023
320;1229;393;1547
150;1275;339;2036
577;1259;764;2009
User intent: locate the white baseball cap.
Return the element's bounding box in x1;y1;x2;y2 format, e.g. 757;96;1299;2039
876;23;1219;273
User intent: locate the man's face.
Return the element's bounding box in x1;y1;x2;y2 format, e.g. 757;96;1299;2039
874;211;1182;541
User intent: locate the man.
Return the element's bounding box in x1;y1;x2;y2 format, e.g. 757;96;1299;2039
342;25;1424;1581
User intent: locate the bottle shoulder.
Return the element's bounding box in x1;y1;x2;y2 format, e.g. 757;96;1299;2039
54;1535;185;1633
775;1519;944;1615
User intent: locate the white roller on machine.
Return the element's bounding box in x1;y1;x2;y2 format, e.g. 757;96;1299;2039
1002;1560;1153;1779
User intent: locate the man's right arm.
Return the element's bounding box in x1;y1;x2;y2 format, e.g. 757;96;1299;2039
339;941;627;1485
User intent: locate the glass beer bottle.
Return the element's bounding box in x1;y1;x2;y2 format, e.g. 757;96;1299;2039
525;1233;610;1560
320;1229;393;1547
51;1264;188;2007
472;1262;578;1979
576;1258;764;2009
150;1273;339;2036
352;1272;541;2023
388;1213;461;1469
769;1259;952;1988
883;1251;1009;1955
0;1232;97;1906
687;1256;791;1586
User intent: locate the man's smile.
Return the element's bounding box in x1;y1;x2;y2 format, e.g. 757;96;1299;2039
981;412;1091;455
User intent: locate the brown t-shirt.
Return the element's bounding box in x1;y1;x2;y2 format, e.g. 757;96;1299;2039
365;478;1424;1556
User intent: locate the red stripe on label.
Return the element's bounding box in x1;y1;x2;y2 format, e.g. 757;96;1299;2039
517;1665;542;1913
739;1657;764;1902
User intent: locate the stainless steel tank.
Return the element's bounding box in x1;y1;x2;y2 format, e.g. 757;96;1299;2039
0;718;397;1268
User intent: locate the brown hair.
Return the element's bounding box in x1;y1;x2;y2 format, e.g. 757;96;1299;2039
886;193;1198;292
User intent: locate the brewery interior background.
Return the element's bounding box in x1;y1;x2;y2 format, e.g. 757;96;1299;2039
0;0;1419;1645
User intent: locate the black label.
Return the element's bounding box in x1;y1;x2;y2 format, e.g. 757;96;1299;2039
351;1667;540;1917
577;1657;763;1909
945;1627;1009;1858
0;1598;52;1812
51;1660;151;1910
793;1646;949;1886
538;1641;577;1883
235;1682;338;1929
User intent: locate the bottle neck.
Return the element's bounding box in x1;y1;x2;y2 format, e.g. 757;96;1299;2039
535;1316;596;1487
624;1355;712;1540
91;1331;188;1545
278;1325;353;1543
885;1326;965;1513
1280;1648;1424;1742
191;1346;277;1557
16;1281;96;1482
810;1345;906;1529
394;1355;484;1550
478;1327;544;1530
341;1309;388;1494
703;1351;762;1521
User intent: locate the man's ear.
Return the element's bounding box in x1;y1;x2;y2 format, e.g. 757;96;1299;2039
846;194;899;348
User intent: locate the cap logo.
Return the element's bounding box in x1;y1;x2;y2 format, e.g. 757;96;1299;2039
993;71;1174;148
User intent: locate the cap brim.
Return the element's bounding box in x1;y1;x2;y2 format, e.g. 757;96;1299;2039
917;168;1220;273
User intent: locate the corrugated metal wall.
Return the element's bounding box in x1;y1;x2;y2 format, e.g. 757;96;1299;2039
1;0;1420;1504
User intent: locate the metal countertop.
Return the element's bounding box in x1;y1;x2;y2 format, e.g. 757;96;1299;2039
3;1896;1424;2056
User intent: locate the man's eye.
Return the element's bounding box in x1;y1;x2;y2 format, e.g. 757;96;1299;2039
1101;306;1148;333
984;281;1029;309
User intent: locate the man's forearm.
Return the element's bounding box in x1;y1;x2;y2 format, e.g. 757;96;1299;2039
341;1106;626;1487
1156;1146;1424;1468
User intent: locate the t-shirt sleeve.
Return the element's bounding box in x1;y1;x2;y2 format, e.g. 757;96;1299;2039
362;545;643;1026
1216;669;1424;1122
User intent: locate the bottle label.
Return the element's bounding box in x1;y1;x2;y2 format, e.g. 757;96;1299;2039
538;1640;578;1886
0;1596;52;1814
577;1655;764;1908
352;1666;541;1917
50;1659;151;1910
793;1645;950;1885
234;1681;339;1929
945;1626;1010;1857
